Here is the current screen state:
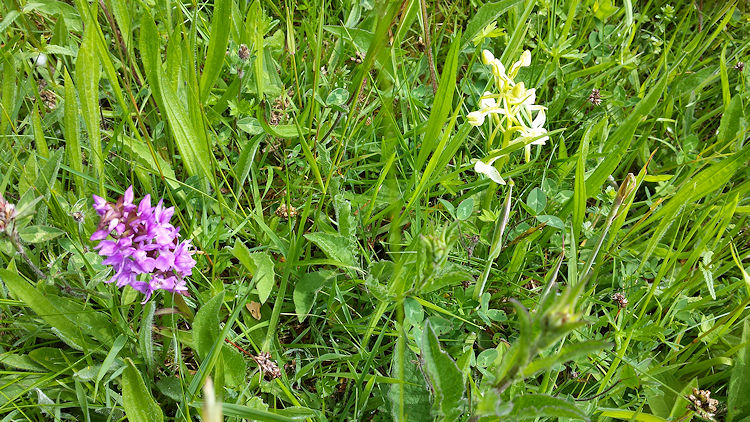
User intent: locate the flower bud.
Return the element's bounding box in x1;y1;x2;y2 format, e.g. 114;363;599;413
467;111;486;126
519;50;531;67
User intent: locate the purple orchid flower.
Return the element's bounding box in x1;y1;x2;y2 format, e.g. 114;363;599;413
90;186;196;302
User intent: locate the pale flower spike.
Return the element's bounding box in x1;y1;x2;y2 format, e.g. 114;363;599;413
468;48;548;181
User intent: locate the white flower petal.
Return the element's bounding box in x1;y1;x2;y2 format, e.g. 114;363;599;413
532;109;546;129
474;159;506;184
482;50;495;65
34;53;47;67
467;111;486;126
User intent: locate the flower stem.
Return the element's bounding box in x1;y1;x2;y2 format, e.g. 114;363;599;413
9;233;46;280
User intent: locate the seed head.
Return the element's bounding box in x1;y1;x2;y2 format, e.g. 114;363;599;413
238;44;250;61
588;88;602;106
687;388;719;420
0;195;18;233
612;292;628;309
253;352;281;379
735;61;745;72
275;203;298;219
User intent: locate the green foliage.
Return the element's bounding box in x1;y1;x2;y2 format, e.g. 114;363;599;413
0;0;748;420
122;358;164;422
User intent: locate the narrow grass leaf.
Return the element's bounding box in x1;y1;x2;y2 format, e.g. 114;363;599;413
415;30;461;171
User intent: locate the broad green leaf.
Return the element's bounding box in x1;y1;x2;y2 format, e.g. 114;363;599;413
122;359;163;422
420;321;466;420
717;95;743;146
293;271;331;322
0;269;114;349
388;337;432;421
63;68;83;195
231;240;276;303
456;198;474;221
304;232;358;269
536;215;564;230
193;292;224;361
593;0;619;20
1;47;17;135
326;87;349;107
139;301;156;374
526;187;546;215
190;291;246;388
76;25;103;195
159;69;214;182
199;0;231;101
505;394;588;421
18;225;65;243
334;194;356;239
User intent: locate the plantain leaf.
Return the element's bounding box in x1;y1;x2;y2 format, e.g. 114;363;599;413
122;359;163;422
199;0;231;101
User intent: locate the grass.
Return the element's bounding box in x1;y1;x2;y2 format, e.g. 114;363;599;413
0;0;749;421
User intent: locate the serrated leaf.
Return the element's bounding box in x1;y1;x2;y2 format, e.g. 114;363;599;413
122;359;163;422
334;194;357;239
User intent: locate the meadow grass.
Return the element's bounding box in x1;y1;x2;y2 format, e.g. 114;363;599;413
0;0;749;420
